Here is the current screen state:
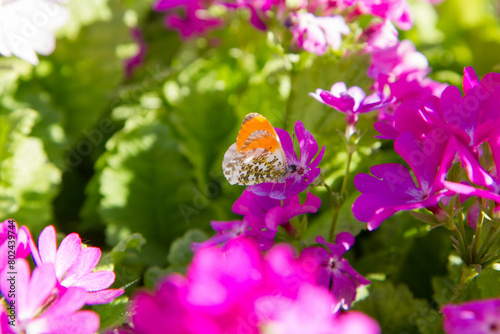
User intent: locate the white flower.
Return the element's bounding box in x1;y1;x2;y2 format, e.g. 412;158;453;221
0;0;69;65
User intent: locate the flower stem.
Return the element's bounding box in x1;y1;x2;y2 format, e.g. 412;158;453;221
470;211;484;261
448;265;478;304
475;223;500;265
329;149;353;242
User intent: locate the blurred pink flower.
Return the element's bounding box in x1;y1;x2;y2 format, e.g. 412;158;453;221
153;0;222;38
124;27;148;78
367;40;429;80
356;0;413;30
0;0;69;65
32;225;124;305
130;238;380;333
362;20;399;52
442;298;500;334
288;13;350;55
0;259;100;334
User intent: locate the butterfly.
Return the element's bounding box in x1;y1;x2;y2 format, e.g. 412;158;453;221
222;113;297;185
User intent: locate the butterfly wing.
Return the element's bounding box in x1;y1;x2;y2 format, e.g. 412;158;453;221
222;113;288;185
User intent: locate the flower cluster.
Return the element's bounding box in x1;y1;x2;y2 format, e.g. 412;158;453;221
193;188;321;251
353;67;500;231
0;0;69;65
128;237;379;334
0;220;123;334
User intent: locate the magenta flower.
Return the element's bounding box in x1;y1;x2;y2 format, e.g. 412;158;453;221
222;0;283;30
443;128;500;205
374;67;500;147
372;72;447;125
193;188;321;250
300;233;369;312
356;0;413;30
367;40;429;80
124;27;148;78
0;259;100;334
129;237;380;334
310;82;389;131
0;220;31;272
288;13;350;55
249;120;325;200
442;298;500;334
352;130;456;230
361;20;399;52
31;225;124;305
153;0;221;38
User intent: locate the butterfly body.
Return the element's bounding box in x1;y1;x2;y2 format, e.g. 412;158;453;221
223;113;290;185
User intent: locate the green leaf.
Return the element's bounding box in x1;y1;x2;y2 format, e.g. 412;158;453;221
353;280;437;334
167;229;208;268
95;111;212;265
473;267;500;298
91;295;129;331
144;229;207;288
35;0;131;146
98;232;146;302
0;109;61;234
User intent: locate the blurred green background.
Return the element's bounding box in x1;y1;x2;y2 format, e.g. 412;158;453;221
1;0;500;331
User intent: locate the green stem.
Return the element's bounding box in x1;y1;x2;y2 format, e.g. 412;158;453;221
448;265;478;304
476;223;500;264
329;150;353;242
471;212;484;262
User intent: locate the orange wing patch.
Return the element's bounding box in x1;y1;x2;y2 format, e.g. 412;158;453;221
223;113;288;185
236;113;281;152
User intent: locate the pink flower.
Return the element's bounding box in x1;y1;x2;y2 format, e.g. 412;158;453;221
356;0;413;30
288;13;350;55
193;189;321;251
0;0;70;65
372;72;447;124
361;20;399;52
129;238;380;334
124;27;148;78
0;220;31;272
248;120;325;200
300;233;369;312
31;225;124;305
442;298;500;334
222;0;284;30
352;130;456;230
0;259;100;334
153;0;221;38
367;40;429;80
310;82;390;132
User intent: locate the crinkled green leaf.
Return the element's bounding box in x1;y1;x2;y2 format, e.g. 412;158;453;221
91;295;129;331
0;109;61;234
95;111;212;265
353;280;435;334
